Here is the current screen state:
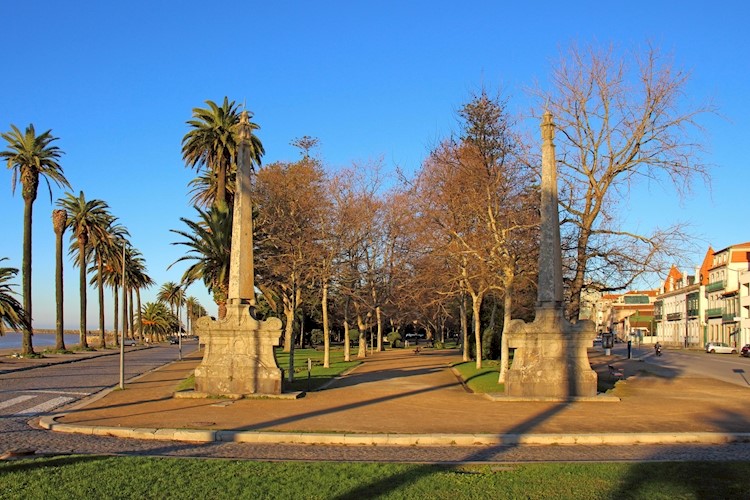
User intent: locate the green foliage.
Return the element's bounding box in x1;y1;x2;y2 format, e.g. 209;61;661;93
386;331;401;345
433;340;444;349
310;329;325;345
0;260;29;335
392;339;402;348
1;457;748;499
482;326;500;360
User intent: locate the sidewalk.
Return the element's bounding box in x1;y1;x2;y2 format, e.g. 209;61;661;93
36;347;750;447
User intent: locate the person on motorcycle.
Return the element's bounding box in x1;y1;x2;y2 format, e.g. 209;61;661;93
654;342;662;356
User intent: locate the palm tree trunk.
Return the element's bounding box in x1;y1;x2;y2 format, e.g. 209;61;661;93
78;238;88;349
97;254;105;348
54;212;66;351
136;288;143;340
21;197;34;355
129;288;134;340
113;286;119;346
122;284;129;340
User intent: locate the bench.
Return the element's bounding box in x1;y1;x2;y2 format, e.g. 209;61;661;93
608;364;624;380
413;347;421;355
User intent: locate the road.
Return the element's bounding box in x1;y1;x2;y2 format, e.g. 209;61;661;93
607;343;750;388
2;341;750;463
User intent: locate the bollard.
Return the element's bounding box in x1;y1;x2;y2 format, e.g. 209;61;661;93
307;358;312;392
627;340;632;359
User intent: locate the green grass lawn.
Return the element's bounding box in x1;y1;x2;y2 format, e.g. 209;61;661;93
452;360;505;393
1;456;747;499
276;346;361;392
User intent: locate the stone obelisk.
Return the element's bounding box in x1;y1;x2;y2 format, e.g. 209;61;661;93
503;110;598;400
192;110;283;397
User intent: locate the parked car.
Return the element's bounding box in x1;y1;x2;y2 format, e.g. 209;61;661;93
705;342;737;354
168;337;179;345
123;338;137;347
740;344;750;358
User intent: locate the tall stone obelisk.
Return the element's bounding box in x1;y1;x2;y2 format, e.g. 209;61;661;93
504;110;598;399
192;110;283;396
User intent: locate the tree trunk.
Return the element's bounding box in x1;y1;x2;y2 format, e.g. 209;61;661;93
498;286;513;383
122;284;129;341
460;292;469;362
129;288;135;340
375;305;383;352
322;281;330;368
343;320;351;362
113;286;119;347
78;237;88;348
97;254;106;348
53;210;66;351
136;288;143;340
21;197;34;355
356;313;367;359
472;292;483;369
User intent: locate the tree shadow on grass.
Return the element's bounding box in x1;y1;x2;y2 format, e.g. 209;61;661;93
0;454;104;475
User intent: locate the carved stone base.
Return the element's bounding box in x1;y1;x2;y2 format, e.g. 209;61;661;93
505;308;598;399
193;303;283;396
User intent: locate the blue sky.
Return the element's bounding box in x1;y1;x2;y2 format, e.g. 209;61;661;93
2;1;748;329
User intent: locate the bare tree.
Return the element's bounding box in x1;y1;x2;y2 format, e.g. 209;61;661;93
531;44;714;320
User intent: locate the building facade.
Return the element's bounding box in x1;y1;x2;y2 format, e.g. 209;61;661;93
704;242;750;348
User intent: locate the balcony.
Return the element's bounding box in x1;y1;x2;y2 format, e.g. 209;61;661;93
705;308;723;319
666;312;682;321
723;313;739;323
705;281;726;293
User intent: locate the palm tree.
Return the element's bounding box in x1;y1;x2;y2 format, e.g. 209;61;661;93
0;259;31;336
184;296;204;336
125;248;153;342
52;209;68;350
58;191;110;349
138;302;172;343
182;97;264;210
89;218;129;348
157;281;183;335
1;124;70;355
170;207;232;319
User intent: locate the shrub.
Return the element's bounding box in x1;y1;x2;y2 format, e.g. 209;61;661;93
387;331;402;345
433;340;444;349
393;339;403;348
310;329;325;345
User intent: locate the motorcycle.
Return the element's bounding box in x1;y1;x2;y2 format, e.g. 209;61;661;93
655;344;662;357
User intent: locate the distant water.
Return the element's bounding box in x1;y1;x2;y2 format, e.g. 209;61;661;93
0;332;81;350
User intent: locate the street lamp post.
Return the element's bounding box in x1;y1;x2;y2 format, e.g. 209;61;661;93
119;244;126;390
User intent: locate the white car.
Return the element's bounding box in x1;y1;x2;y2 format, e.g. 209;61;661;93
705;342;737;354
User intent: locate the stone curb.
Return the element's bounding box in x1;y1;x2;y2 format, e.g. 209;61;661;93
37;415;750;447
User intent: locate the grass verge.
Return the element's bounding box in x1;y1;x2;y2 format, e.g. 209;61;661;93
276;347;361;392
1;456;747;499
173;347;361;393
452;360;504;393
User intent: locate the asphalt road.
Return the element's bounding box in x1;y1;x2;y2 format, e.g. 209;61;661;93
606;343;750;387
2;342;750;463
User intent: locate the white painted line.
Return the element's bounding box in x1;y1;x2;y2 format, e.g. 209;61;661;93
16;396;74;416
26;389;90;396
0;395;35;411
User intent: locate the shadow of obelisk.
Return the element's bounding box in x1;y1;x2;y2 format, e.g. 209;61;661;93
191;110;284;397
504;110;598;400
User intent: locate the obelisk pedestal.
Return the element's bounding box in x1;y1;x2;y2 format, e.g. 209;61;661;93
504;110;598;400
191;110;284;397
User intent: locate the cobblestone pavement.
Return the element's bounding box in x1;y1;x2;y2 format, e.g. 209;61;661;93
3;346;750;463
